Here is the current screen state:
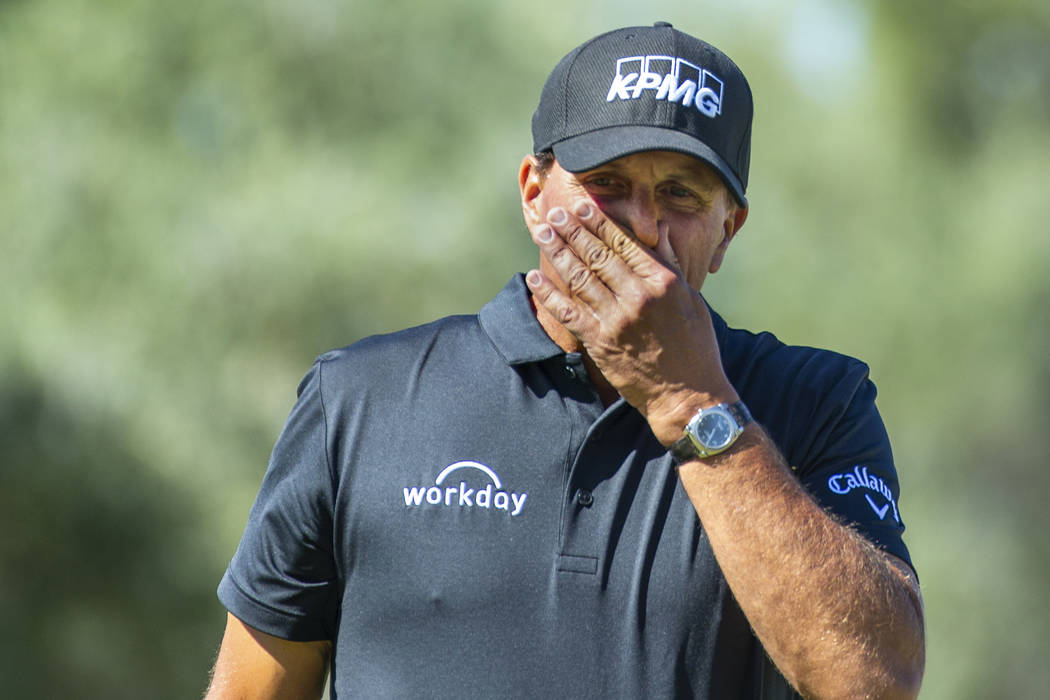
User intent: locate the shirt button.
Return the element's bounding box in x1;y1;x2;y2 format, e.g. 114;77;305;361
564;364;577;380
575;489;594;507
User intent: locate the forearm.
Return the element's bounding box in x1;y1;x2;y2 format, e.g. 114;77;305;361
522;185;925;696
205;613;331;700
676;426;925;699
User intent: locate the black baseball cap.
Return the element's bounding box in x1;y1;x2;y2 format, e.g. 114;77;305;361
532;22;753;206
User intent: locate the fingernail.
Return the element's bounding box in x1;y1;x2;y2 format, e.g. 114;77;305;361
526;270;542;287
573;201;592;218
547;207;567;225
535;225;554;243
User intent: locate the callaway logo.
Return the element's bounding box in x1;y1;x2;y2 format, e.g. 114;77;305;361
403;461;528;517
606;54;724;118
827;465;900;523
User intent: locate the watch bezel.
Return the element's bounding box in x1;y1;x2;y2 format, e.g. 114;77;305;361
692;409;737;451
672;401;752;463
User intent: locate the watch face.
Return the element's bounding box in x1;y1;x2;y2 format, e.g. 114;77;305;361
696;412;734;449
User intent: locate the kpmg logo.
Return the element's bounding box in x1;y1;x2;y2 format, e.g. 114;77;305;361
606;54;724;118
828;465;900;523
403;461;528;517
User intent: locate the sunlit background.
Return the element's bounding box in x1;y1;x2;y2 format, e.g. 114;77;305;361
2;0;1048;697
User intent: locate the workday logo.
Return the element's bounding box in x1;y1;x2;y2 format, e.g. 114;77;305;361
403;461;528;517
827;465;900;524
606;55;724;118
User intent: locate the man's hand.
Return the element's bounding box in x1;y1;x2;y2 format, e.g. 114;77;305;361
525;199;736;443
525;196;925;699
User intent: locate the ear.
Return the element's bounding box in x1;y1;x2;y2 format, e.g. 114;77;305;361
519;155;545;225
708;205;748;274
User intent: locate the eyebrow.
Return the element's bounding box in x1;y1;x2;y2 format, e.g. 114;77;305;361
668;163;721;189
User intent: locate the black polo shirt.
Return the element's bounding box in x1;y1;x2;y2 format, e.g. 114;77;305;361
218;274;912;699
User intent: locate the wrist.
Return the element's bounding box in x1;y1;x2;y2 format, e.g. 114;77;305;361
668;399;752;464
648;384;741;447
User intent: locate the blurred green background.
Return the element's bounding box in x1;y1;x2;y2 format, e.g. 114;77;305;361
2;0;1047;697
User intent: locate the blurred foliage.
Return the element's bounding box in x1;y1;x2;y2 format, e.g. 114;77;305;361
1;0;1047;697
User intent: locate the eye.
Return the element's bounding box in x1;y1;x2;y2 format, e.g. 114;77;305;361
584;175;622;191
659;182;706;209
579;174;625;198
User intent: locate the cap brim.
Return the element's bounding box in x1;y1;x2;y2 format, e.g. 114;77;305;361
551;125;747;207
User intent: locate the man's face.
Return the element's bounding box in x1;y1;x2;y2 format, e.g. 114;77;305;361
519;150;747;292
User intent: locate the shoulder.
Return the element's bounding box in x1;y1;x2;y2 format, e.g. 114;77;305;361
719;320;872;400
296;314;497;408
717;317;915;566
313;314;483;375
716;316;881;466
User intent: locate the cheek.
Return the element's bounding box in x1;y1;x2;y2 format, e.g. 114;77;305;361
588;194;613;212
668;228;720;280
588;196;638;237
540;181;593;218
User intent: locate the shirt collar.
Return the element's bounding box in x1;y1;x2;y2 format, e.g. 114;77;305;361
479;273;732;366
709;300;730;349
479;274;566;365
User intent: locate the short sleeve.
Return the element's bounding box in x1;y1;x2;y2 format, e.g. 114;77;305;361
795;366;914;571
217;361;338;641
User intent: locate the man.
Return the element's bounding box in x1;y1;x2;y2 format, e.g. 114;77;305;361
206;23;924;699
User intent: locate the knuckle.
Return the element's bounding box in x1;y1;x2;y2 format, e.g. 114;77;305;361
653;268;677;291
564;224;590;249
585;244;613;270
609;230;635;256
533;282;555;303
605;312;629;337
555;304;578;326
549;245;575;268
567;265;593;293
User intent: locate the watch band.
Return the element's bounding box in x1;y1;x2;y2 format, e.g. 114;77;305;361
670;401;753;465
724;400;753;428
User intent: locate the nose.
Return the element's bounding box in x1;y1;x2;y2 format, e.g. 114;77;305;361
621;192;661;249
